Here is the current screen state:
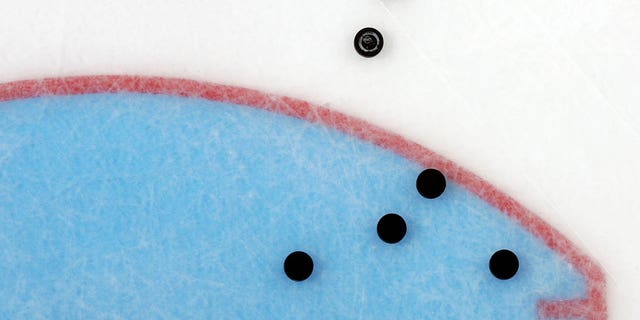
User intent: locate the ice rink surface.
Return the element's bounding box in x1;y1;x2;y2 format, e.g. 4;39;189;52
0;0;638;318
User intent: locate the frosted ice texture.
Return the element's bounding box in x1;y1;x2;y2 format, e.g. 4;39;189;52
0;94;586;319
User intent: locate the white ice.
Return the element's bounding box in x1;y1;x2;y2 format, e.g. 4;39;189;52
0;0;638;318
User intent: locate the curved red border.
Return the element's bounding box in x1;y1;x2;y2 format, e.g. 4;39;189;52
0;75;606;319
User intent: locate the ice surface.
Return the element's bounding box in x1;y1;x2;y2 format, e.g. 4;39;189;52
1;0;638;318
0;93;588;319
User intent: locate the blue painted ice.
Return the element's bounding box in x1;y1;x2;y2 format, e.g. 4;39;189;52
0;93;586;319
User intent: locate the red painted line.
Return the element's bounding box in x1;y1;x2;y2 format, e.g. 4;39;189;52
0;75;607;319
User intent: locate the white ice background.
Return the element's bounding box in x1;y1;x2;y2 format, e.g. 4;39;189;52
0;0;638;318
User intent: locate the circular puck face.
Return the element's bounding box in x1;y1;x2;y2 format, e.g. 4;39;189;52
416;168;447;199
354;27;384;57
284;251;314;281
489;249;519;280
377;213;407;244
